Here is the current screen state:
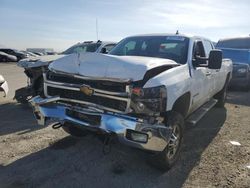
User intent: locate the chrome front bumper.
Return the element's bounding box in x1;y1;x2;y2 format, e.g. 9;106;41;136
30;96;171;152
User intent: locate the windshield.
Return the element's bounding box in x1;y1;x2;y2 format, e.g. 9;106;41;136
109;36;189;64
62;43;101;55
217;38;250;49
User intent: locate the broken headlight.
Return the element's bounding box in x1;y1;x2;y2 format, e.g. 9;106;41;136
131;85;167;115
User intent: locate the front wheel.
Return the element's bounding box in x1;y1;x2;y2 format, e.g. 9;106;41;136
150;112;184;170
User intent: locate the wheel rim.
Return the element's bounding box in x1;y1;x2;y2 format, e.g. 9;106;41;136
166;124;181;160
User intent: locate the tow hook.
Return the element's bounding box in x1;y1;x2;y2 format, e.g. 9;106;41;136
102;133;115;155
52;122;62;129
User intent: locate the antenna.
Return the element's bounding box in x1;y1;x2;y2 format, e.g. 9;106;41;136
96;18;99;40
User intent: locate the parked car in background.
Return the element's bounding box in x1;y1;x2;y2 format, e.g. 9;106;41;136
0;74;9;97
33;52;45;56
0;51;18;62
21;50;39;57
15;40;117;103
61;40;116;54
0;48;28;61
27;48;54;55
30;34;232;170
217;37;250;90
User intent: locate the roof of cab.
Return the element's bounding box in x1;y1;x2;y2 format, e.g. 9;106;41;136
125;33;212;41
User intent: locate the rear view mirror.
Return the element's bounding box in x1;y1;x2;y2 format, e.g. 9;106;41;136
208;50;222;69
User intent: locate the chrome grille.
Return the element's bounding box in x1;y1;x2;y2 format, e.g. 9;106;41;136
44;71;131;113
46;71;127;92
47;86;128;111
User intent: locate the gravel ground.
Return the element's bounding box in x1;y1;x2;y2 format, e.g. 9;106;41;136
0;63;249;188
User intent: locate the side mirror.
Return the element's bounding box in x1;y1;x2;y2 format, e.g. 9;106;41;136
100;47;107;54
208;50;222;69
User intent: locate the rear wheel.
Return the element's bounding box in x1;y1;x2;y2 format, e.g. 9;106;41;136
214;78;230;108
214;86;227;108
214;74;231;108
149;112;184;170
62;122;89;137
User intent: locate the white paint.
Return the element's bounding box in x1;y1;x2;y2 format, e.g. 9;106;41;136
229;141;241;146
17;42;116;68
50;53;178;81
144;36;232;113
48;34;233;117
18;54;66;68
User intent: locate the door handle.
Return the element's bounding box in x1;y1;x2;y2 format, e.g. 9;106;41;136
206;72;211;76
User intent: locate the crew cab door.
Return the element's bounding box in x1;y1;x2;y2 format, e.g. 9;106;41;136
189;40;213;112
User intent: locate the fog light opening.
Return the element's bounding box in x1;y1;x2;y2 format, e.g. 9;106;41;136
126;130;148;143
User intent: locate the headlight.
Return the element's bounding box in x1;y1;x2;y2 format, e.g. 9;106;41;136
237;68;247;74
131;85;167;115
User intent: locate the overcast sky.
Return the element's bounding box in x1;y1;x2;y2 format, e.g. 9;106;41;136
0;0;249;51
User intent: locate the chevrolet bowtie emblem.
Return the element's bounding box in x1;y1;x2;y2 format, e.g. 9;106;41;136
80;85;94;96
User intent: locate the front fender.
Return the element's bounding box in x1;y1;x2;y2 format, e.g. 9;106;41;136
144;64;191;111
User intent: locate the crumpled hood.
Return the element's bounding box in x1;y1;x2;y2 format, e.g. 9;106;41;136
49;53;178;81
17;54;66;68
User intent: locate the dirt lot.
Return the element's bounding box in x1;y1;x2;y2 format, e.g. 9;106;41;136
0;63;249;188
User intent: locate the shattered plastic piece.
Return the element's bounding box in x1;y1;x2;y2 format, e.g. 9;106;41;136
229;141;241;146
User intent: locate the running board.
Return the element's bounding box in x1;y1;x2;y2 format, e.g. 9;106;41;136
186;99;218;125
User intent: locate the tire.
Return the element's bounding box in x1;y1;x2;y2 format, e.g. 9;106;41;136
214;79;230;108
214;86;227;108
62;122;89;137
149;111;184;171
214;74;231;108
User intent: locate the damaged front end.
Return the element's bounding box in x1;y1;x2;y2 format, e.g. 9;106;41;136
15;55;65;103
14;67;45;103
30;70;172;152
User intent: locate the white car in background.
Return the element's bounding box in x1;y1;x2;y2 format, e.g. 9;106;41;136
15;40;117;103
0;75;9;97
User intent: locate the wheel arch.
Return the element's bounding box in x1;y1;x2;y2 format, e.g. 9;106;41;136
170;92;191;118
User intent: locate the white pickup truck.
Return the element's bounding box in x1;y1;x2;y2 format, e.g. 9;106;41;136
30;34;232;169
